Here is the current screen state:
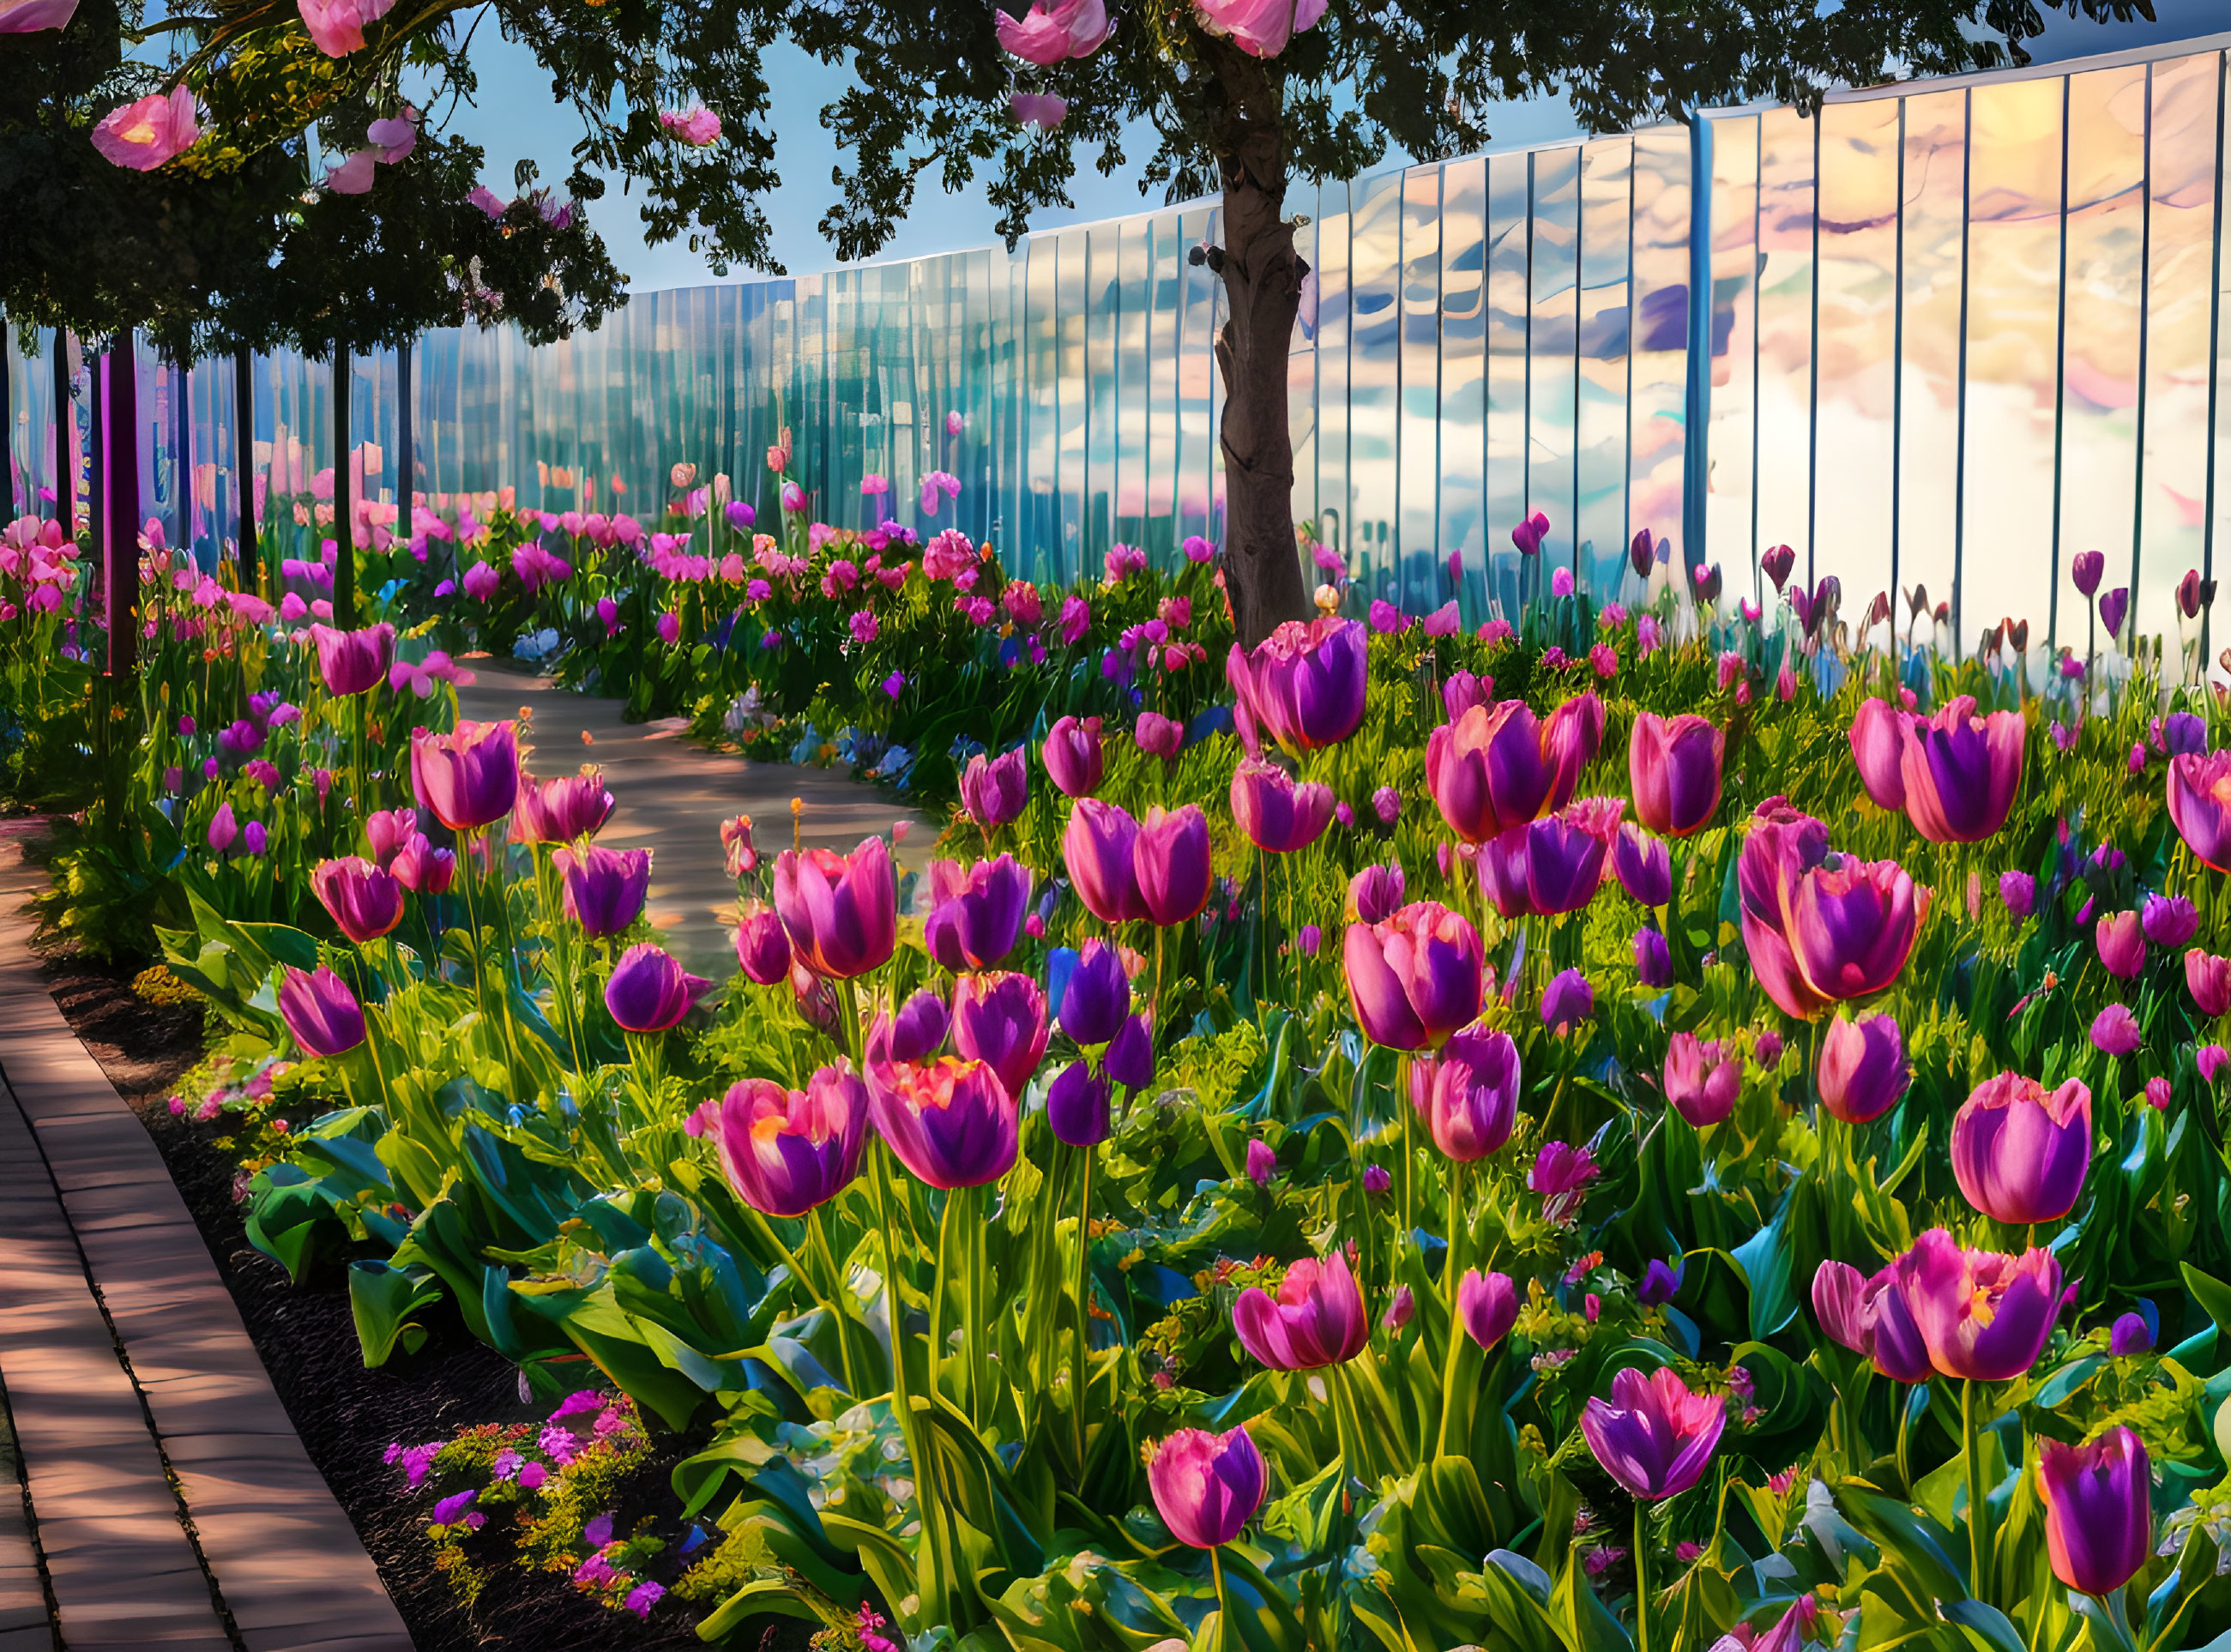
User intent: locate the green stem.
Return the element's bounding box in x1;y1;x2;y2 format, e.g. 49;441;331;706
931;1190;957;1410
807;1209;859;1396
1963;1378;1992;1599
1634;1503;1651;1652
1435;1161;1468;1460
870;1148;949;1625
968;1183;991;1432
1072;1145;1094;1475
1210;1545;1231;1652
1399;1052;1415;1252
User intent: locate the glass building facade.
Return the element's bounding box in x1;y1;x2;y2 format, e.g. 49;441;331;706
8;28;2231;651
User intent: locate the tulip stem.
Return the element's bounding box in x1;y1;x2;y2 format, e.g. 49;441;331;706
1963;1378;1992;1599
930;1191;957;1411
746;1204;849;1389
870;1147;950;1625
1072;1148;1095;1474
1632;1504;1650;1652
1435;1161;1468;1460
966;1183;991;1433
806;1209;859;1396
1209;1545;1231;1652
1397;1053;1415;1252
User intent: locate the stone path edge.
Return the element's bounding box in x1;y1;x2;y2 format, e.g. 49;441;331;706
0;839;414;1652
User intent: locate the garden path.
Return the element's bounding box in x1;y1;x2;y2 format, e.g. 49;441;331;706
453;660;934;980
0;833;411;1652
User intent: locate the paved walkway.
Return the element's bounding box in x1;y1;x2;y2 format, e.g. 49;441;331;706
455;660;936;979
0;841;412;1652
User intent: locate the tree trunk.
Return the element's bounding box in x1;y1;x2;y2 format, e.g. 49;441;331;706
235;349;258;594
333;342;353;627
105;338;139;684
1205;42;1313;650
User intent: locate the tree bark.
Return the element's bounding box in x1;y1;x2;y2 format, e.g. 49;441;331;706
1205;42;1313;650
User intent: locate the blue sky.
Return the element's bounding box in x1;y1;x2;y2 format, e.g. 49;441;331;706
431;0;2231;293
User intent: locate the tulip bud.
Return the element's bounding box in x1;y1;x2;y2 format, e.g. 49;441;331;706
2037;1427;2151;1596
1633;925;1672;987
1046;1059;1112;1147
1818;1013;1908;1124
1951;1073;2092;1224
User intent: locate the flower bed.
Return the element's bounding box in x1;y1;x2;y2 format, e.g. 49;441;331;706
9;479;2231;1651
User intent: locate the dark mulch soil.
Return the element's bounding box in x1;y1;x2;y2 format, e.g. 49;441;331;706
40;953;815;1652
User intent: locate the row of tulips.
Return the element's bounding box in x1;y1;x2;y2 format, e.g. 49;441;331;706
22;486;2231;1649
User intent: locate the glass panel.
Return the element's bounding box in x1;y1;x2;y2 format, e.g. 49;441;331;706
1486;151;1530;615
1529;147;1581;582
1118;218;1154;555
1898;89;1968;640
2139;54;2218;661
1025;238;1060;577
1438;157;1488;614
1288;204;1319;549
1315;187;1352;574
1757;107;1816;585
1056;229;1088;577
1400;164;1443;611
1705;116;1759;601
1177;207;1218;551
1149;214;1183;547
1348;171;1402;606
1578;138;1633;597
2060;66;2146;646
1963;77;2064;648
1814;98;1900;641
1085;223;1119;564
1630;127;1691;565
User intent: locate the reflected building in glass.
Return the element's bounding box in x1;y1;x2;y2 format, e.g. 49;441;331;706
9;30;2231;654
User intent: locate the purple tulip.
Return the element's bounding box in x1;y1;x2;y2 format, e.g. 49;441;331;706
2095;910;2145;980
278;965;365;1058
924;854;1031;973
1739;799;1922;1020
1812;1259;1933;1383
1580;1366;1725;1501
1612;821;1671;907
734;904;792;985
959;747;1028;830
2100;586;2129;638
410;720;522;833
1041;714;1105;799
1629;713;1724;838
2071;549;2106;598
774;837;896;980
2039;1426;2151;1597
1894;1227;2064;1382
1442;669;1493;723
950;971;1049;1100
1760;543;1794;591
1104;1012;1154;1088
883;989;950;1062
1426;697;1601;844
1408;1028;1520;1161
243;820;268;855
1848;697;1909;811
1137;806;1213;926
1756;1030;1784;1067
1475;798;1624;919
1663;1032;1740;1127
311;856;404;944
1530;1141;1601;1224
2109;1312;2153;1356
1350;862;1405;924
1457;1269;1519;1350
711;1068;869;1216
1899;696;2026;844
556;844;651;937
865;1053;1018;1189
513;769;615;843
1063;799;1147;923
1046;1060;1111;1146
1232;1249;1367;1369
2143;893;2198;950
1246;1138;1275;1185
1343;902;1484;1051
1058;938;1130;1045
1230;757;1335;854
1146;1425;1266;1550
310;621;395;696
1951;1073;2091;1225
2168;751;2231;871
605;943;708;1033
2091;1003;2142;1056
1541;968;1593;1033
1999;871;2036;919
1818;1012;1908;1123
1638;1257;1684;1306
1224;616;1368;755
1634;926;1672;986
2162;712;2208;756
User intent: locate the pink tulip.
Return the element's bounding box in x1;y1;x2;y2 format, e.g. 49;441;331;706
710;1068;869;1217
1628;713;1724;838
950;972;1049;1100
773;837;896;980
1456;1269;1519;1350
2186;949;2231;1016
1040;714;1105;798
1580;1366;1725;1501
1951;1073;2091;1225
1737;798;1923;1019
2168;751;2231;871
91;85;198;171
865;1054;1018;1188
1473;797;1623;918
1818;1012;1908;1123
1899;696;2025;843
1191;0;1325;57
1225;616;1369;755
734;905;792;986
311;856;404;944
1147;1426;1265;1550
2095;909;2145;980
1408;1028;1520;1161
1811;1259;1933;1383
409;720;521;832
2038;1427;2152;1597
1892;1227;2064;1382
514;769;615;843
278;965;365;1058
1343;901;1484;1051
1426;695;1601;845
1136;806;1213;925
1230;757;1335;854
1231;1249;1367;1370
1662;1032;1740;1127
389;835;455;895
1848;696;1909;811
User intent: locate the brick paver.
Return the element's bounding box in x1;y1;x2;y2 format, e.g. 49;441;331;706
0;847;413;1652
